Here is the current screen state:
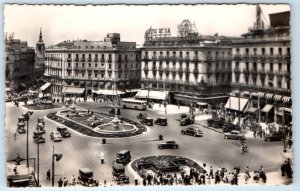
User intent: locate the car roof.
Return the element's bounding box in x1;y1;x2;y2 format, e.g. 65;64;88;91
118;150;130;154
166;140;175;142
158;117;167;119
231;130;241;133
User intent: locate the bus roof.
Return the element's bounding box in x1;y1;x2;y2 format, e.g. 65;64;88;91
121;98;146;103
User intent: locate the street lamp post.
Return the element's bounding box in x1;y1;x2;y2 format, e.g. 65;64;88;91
52;145;63;187
36;125;40;186
23;111;33;167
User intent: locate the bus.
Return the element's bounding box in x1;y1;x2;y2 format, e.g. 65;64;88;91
120;98;147;110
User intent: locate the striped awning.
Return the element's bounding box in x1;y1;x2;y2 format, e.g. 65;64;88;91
241;91;250;96
273;94;283;102
265;93;274;100
282;96;291;103
246;107;258;113
258;92;265;98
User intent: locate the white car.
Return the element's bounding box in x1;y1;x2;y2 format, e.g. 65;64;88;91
50;131;63;142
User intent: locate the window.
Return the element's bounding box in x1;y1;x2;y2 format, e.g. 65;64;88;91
262;48;265;55
88;73;92;77
270;48;274;55
68;63;71;67
166;61;169;68
76;63;78;67
278;63;282;71
95;73;97;78
88;63;91;67
253;48;257;55
67;72;71;76
82;63;85;67
279;48;282;55
153;62;156;68
109;64;112;69
246;62;249;70
173;51;176;56
287;47;290;56
253;62;257;71
95;63;98;68
277;78;282;88
261;62;265;69
101;73;104;78
172;62;176;68
68;54;71;58
235;75;239;83
253;76;257;85
235;62;239;68
236;48;240;54
6;57;9;61
145;51;148;56
270;63;273;72
180;52;182;57
82;73;84;77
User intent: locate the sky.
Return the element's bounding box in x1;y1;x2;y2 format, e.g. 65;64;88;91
4;4;290;48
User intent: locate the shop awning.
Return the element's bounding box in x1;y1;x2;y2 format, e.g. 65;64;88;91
258;92;265;98
135;89;169;100
277;107;292;115
273;94;283;102
63;87;85;94
224;97;249;112
282;96;291;103
250;92;258;97
94;89;125;95
40;82;51;91
197;102;208;106
265;93;274;100
261;104;274;113
241;91;250;96
246;107;258;113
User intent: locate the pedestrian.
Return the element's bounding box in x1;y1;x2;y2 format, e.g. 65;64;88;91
71;175;76;185
143;177;147;186
209;166;214;179
286;158;292;178
63;177;68;187
47;169;51;180
58;178;63;187
178;103;180;109
281;161;287;176
13;130;17;139
245;166;251;179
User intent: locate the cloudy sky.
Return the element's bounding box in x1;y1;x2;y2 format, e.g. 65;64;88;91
4;4;290;47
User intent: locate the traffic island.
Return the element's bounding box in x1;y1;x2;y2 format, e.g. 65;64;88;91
131;155;205;185
46;109;147;138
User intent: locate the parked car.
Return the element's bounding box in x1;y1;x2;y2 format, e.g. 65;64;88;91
224;130;246;140
222;123;240;132
158;140;179;149
109;108;121;115
181;126;203;137
17;95;28;102
36;123;46;134
140;117;154;126
57;126;71;138
154;117;168;126
115;150;131;165
50;131;63;142
137;113;147;119
17;122;26;134
112;164;130;184
34;136;46;144
180;115;195;126
264;132;284;141
207;117;224;128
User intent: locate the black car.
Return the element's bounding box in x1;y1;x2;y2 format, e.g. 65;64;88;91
158;140;179;149
154;117;168;126
57;126;71;138
140;117;154;126
137;113;147;119
264;132;284;141
180;115;194;126
115;150;131;165
207;117;224;128
109;108;121;115
181;126;203;137
222;123;239;132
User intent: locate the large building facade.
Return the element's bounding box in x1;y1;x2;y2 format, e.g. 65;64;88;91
137;20;237;105
5;35;35;93
229;7;291;125
44;33;141;98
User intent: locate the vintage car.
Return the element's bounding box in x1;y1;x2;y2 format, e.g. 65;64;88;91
180;115;195;126
154;117;168;126
34;135;46;144
57;126;71;138
112;164;130;184
78;168;99;187
109;108;121;115
17;122;26;134
264;132;284;141
137;113;147;119
115;150;131;165
140;117;154;126
50;131;63;142
181;126;203;137
37;117;45;125
207;117;224;128
36;123;46;134
158;140;179;149
224;130;246;140
222;123;240;133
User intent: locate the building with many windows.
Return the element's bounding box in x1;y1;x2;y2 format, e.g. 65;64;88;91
5;34;35;93
229;7;291;125
137;20;238;106
44;33;141;98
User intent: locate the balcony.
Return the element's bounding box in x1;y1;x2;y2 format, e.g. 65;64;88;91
79;67;86;71
206;68;213;74
94;58;99;62
67;57;72;62
158;56;164;61
107;59;112;63
75;58;79;62
193;69;199;74
267;70;275;76
158;67;164;72
165;56;170;61
206;56;213;61
171;56;177;61
193;56;199;61
87;67;93;71
81;58;86;62
184;56;190;61
258;69;266;75
243;68;250;74
153;67;157;72
66;66;72;71
87;58;92;62
74;66;80;71
152;56;157;61
143;66;149;72
100;58;105;63
143;56;150;61
234;67;241;73
251;69;258;75
285;54;291;59
99;67;105;71
233;54;242;59
178;68;184;74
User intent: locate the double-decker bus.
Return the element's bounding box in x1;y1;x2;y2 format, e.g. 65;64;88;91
120;98;147;110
